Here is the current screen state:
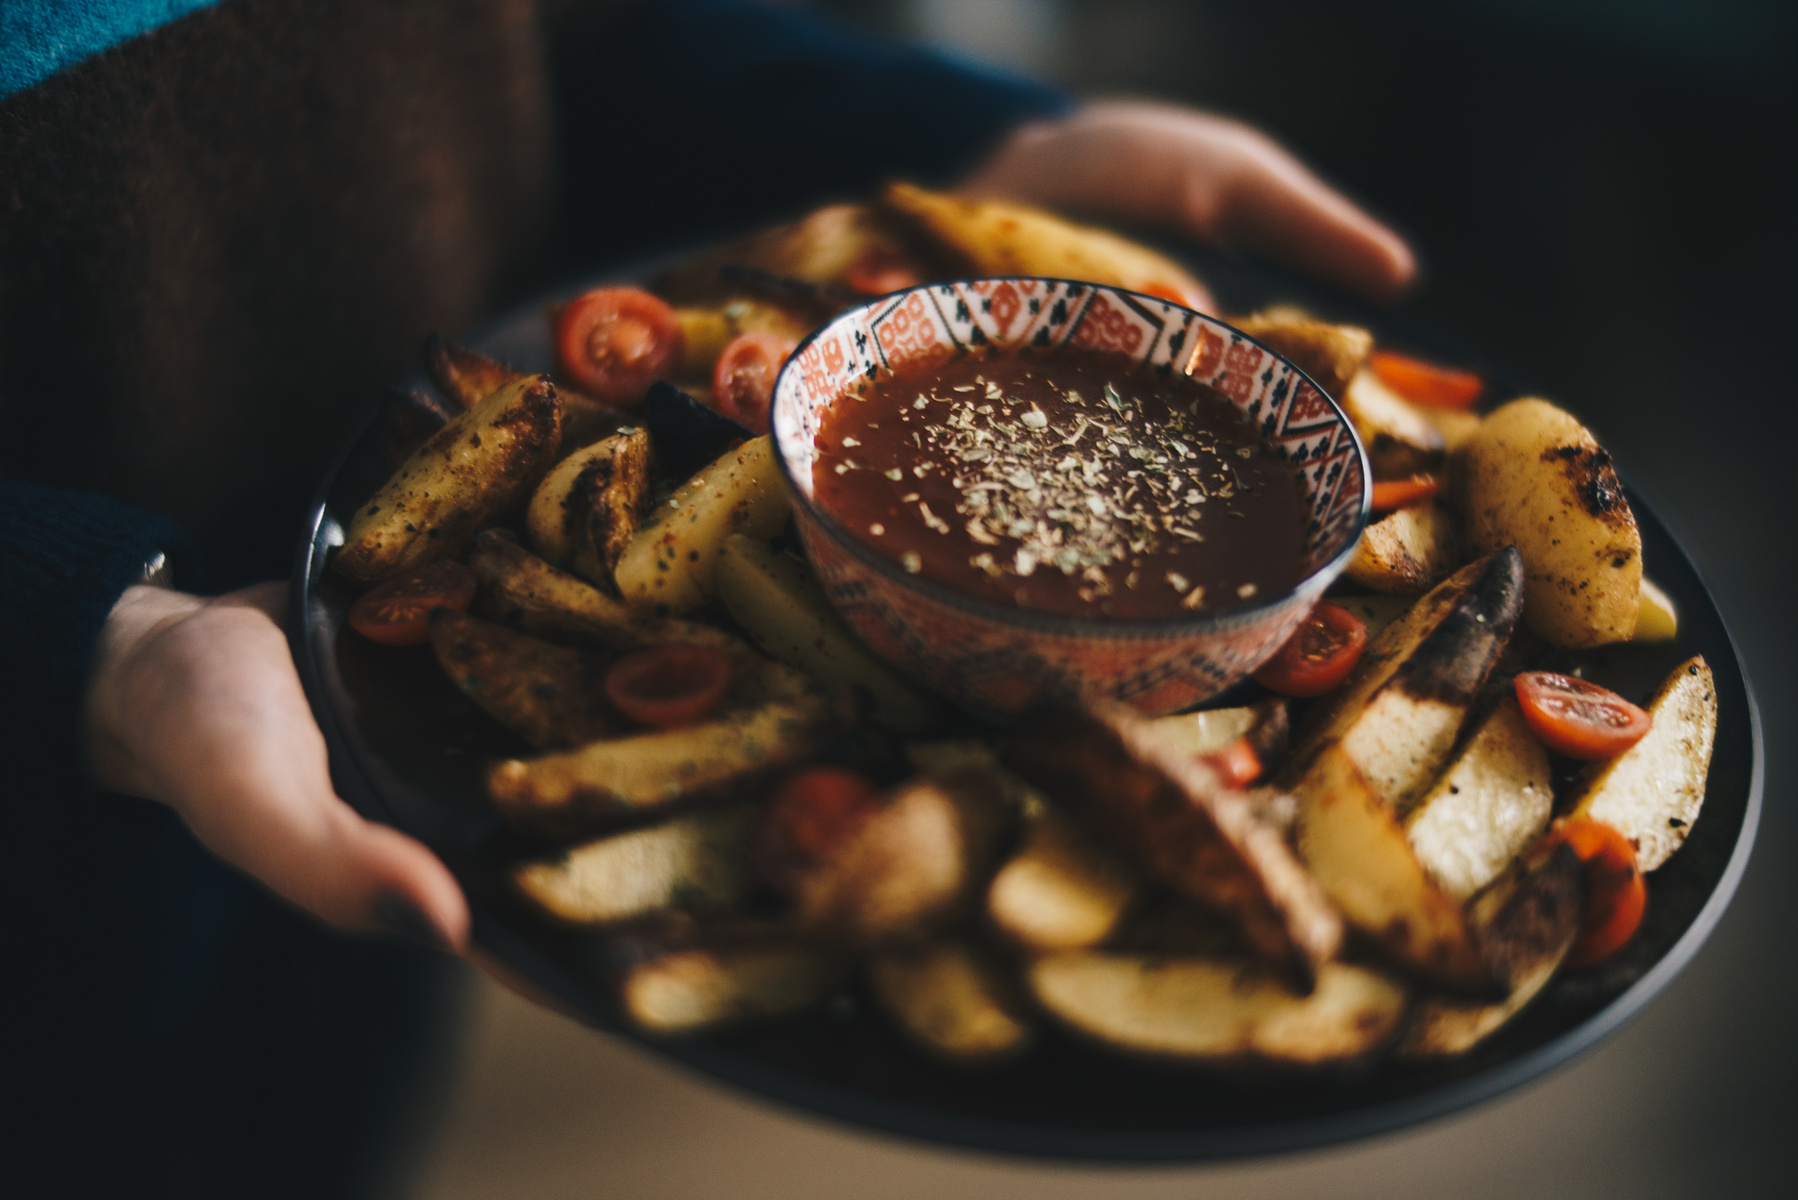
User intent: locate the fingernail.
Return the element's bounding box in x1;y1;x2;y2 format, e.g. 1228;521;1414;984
376;892;450;952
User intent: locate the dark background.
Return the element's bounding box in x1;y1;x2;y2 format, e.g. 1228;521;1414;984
410;3;1797;1195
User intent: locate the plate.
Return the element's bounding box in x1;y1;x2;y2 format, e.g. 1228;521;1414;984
288;252;1762;1160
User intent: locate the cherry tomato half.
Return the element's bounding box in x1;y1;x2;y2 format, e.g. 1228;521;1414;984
554;287;683;405
1368;349;1483;409
604;645;733;729
347;561;478;646
844;248;923;296
712;331;797;433
1514;672;1652;759
1204;738;1263;788
763;766;882;862
1541;817;1648;967
1369;474;1440;511
1252;603;1368;698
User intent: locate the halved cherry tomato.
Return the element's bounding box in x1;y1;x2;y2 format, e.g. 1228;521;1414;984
1368;349;1483;409
347;561;477;646
1515;672;1651;759
761;766;882;863
604;645;733;729
844;248;923;296
1540;817;1647;967
554;286;683;406
712;331;797;433
1204;738;1263;788
1370;474;1440;511
1252;603;1368;698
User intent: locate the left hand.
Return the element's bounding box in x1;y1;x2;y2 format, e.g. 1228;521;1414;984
961;100;1418;304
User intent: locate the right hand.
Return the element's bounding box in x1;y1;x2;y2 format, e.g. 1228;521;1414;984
84;582;469;951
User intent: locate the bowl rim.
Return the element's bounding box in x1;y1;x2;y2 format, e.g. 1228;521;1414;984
767;277;1373;639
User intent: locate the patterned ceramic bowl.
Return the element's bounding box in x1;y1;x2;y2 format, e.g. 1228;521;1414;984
769;279;1370;718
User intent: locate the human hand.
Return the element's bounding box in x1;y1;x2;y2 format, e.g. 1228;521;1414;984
84;582;469;951
960;100;1417;304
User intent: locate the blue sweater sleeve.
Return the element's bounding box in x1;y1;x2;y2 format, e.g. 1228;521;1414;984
0;477;188;804
550;0;1075;260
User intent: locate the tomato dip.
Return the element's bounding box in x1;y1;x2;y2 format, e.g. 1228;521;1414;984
812;348;1311;619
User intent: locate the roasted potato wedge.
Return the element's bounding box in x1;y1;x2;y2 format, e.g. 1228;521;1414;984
1342;368;1446;479
524;426;652;584
470;529;749;660
652;203;923;305
1293;745;1492;991
614;435;791;617
621;943;848;1035
486;661;832;834
1233;310;1372;400
1287;549;1524;811
881;182;1208;306
1028;952;1407;1066
1457;397;1642;648
1403;697;1553;899
1343;502;1462;594
777;769;1009;946
1634;576;1679;642
866;939;1034;1063
1140;699;1288;764
1566;656;1716;871
1396;842;1582;1058
1329;592;1417;644
429;610;621;749
514;806;755;926
715;533;934;732
422;334;527;410
673;299;812;381
335;375;561;582
986;808;1139;951
1010;704;1342;991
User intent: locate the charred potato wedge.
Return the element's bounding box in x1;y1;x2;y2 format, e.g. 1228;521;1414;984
422;334;527;410
1457;398;1642;648
1342;368;1446;479
614;436;792;617
514;806;755;925
1343;502;1462;594
429;610;621;750
335;374;561;582
1233;310;1372;400
1566;656;1716;871
621;943;848;1035
1293;745;1492;991
881;182;1208;306
1029;952;1407;1066
986;809;1139;952
524;426;652;584
867;939;1034;1063
1403;697;1553;899
715;534;934;732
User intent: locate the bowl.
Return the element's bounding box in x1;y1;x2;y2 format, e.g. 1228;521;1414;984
768;278;1371;717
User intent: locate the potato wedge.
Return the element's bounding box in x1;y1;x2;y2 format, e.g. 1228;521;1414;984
1140;699;1288;764
1403;697;1553;899
881;182;1208;305
1293;745;1492;991
614;435;791;617
1397;842;1582;1058
1634;576;1679;642
1233;310;1372;400
1457;397;1641;648
622;943;847;1035
335;374;561;582
486;662;832;834
986;809;1139;951
1028;952;1407;1066
1565;656;1716;871
1288;549;1524;811
715;534;934;732
514;806;755;925
866;940;1034;1063
422;334;526;410
1329;592;1416;644
674;299;812;382
780;769;1009;946
1009;705;1342;990
524;426;652;584
1342;368;1445;479
429;610;621;749
469;529;748;660
652;203;917;305
1342;502;1461;594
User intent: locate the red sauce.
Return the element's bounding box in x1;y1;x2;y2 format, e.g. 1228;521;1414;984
813;348;1311;619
